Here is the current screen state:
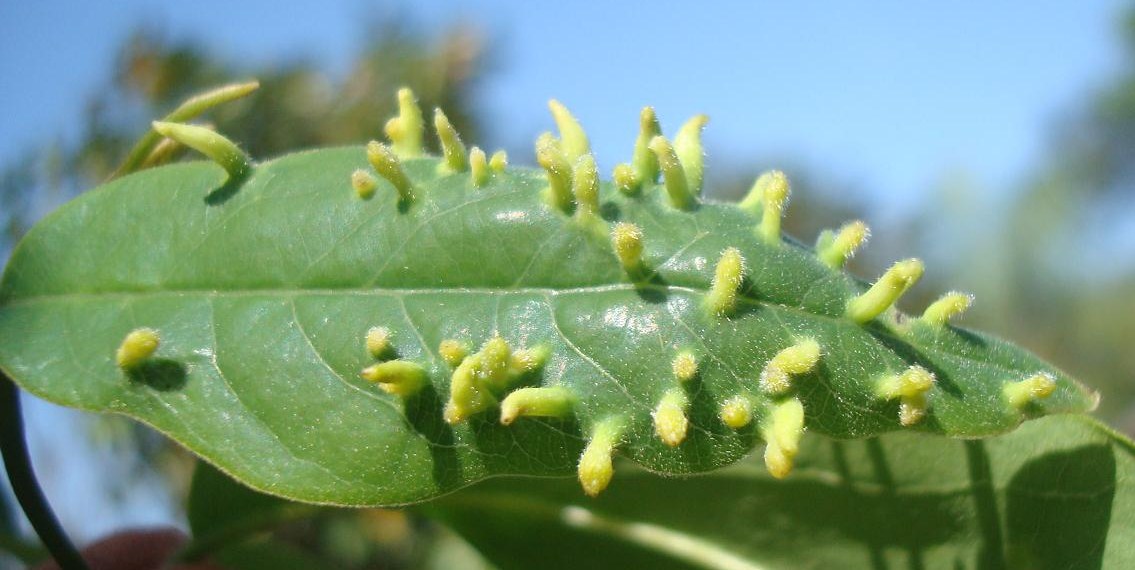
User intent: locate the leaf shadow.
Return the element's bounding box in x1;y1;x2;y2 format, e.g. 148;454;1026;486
204;175;247;206
127;358;188;391
632;273;670;305
1004;444;1115;570
402;384;461;489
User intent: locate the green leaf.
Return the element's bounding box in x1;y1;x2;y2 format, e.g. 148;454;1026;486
187;460;295;537
430;414;1134;570
182;461;318;565
0;111;1097;505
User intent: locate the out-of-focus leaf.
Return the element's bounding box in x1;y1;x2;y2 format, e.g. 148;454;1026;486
187;461;293;536
430;414;1134;570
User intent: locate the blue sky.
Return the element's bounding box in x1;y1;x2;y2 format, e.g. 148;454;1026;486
1;0;1131;541
1;1;1129;212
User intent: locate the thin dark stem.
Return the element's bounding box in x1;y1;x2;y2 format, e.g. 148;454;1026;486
0;373;88;569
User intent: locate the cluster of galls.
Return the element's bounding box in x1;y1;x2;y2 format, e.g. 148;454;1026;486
133;88;1060;498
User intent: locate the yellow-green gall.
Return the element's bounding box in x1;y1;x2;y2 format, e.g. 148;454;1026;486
360;360;426;397
705;247;745;317
1003;373;1057;410
365;326;393;359
761;398;805;479
152;121;249;179
652;389;690;447
384;87;424;158
442;336;547;425
648;135;696;210
116;328;160;370
632;106;662;184
752;170;790;245
489;150;508;172
469;146;490;187
671;351;698;382
578;417;626;497
548;99;590;162
876;365;936;426
739;170;787;215
673;114;708;195
438;339;468;367
759;338;822;395
613;163;639;195
535;132;573;212
444;355;493;424
499;386;575;425
816;220;870;269
509;345;550;375
479;336;512;384
719;395;753;429
610;222;644;274
572;154;600;218
921;291;974;326
366;141;414;203
846;259;924;324
351;169;377;199
434;108;468;173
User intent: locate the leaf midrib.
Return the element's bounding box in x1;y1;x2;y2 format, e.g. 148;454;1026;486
1;283;1039;389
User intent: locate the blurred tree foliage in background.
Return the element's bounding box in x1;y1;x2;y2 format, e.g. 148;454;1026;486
929;8;1135;430
1;19;487;257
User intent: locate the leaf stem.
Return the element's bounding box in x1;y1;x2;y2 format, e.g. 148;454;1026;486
0;372;88;569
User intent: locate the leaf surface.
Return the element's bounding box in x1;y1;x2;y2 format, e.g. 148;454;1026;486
0;149;1097;504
